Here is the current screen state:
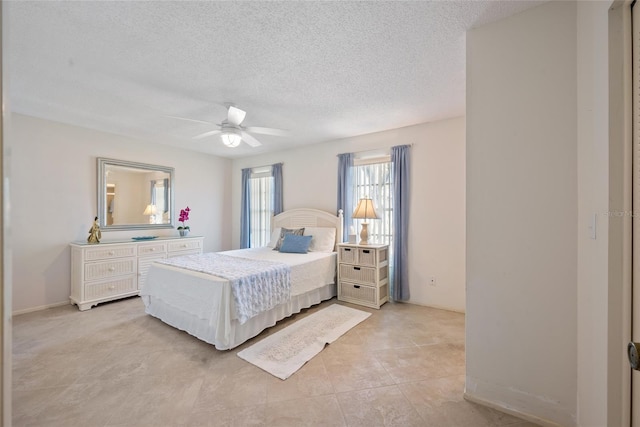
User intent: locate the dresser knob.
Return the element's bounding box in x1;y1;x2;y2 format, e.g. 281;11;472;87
109;285;115;290
108;267;115;272
150;248;155;251
108;251;115;256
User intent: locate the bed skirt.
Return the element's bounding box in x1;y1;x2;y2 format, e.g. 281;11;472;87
142;282;336;350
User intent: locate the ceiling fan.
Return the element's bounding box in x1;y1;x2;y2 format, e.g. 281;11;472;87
170;105;287;148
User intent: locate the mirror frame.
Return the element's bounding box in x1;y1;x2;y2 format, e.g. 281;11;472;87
97;158;175;231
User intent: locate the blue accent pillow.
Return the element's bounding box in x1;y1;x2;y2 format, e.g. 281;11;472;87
279;234;313;254
273;227;305;251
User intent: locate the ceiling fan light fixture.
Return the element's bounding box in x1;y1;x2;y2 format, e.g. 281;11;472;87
221;130;242;148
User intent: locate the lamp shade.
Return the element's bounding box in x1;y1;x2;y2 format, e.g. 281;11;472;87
143;204;158;215
352;198;379;220
221;131;242;148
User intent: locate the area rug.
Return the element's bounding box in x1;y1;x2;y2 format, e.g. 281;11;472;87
237;304;371;380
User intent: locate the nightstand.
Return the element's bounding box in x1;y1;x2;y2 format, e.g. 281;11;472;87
337;243;389;309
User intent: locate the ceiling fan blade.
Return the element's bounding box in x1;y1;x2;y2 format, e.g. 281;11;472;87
193;129;221;140
166;115;214;125
243;126;289;137
241;131;262;147
227;106;247;126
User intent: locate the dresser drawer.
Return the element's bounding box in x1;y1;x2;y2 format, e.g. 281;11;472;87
167;249;201;258
339;264;377;285
85;258;136;281
138;242;167;256
168;239;202;253
84;245;136;261
138;256;166;289
84;276;137;301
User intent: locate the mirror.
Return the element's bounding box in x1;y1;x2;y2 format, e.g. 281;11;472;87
97;158;175;231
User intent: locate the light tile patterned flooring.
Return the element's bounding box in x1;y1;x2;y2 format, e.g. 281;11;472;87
13;297;539;426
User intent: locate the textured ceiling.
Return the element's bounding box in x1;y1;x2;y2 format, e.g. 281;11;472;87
7;1;545;159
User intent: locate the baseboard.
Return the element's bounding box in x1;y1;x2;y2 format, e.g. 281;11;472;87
403;300;465;314
13;300;70;316
463;390;568;427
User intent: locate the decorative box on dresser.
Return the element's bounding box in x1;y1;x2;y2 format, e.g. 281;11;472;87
337;242;389;309
70;236;203;311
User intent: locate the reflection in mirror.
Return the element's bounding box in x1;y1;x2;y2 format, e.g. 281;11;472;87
97;158;175;231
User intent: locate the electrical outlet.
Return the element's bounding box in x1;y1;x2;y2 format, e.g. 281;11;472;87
429;276;436;286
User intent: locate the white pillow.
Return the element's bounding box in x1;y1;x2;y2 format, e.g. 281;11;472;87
304;227;336;252
267;228;282;248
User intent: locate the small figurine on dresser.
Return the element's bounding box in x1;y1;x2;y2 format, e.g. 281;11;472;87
87;216;101;244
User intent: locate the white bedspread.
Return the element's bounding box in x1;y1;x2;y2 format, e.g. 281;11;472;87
157;253;290;325
222;248;336;296
141;248;337;349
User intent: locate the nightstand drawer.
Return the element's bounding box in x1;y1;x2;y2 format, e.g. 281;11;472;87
340;282;377;304
358;247;388;266
85;258;136;281
339;246;358;264
339;264;376;284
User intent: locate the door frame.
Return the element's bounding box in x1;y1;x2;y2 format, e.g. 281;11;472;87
609;1;633;425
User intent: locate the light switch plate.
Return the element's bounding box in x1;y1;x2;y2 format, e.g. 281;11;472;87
588;213;597;240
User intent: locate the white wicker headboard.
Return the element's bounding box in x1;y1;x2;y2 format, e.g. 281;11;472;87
273;209;344;248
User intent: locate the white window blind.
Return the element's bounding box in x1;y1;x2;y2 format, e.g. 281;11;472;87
152;184;166;224
249;170;273;248
352;159;393;248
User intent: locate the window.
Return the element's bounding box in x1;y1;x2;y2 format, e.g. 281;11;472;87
340;146;409;300
249;167;274;247
352;157;393;248
241;163;282;249
150;179;170;224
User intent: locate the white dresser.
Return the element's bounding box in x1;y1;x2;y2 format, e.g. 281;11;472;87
70;236;203;311
337;243;389;309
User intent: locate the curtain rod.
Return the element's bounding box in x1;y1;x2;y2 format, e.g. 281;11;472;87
245;162;283;170
336;144;413;157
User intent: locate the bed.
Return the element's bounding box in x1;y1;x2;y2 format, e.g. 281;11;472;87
140;208;344;350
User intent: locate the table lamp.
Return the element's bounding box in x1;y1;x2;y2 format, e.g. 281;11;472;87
143;204;158;224
352;198;379;245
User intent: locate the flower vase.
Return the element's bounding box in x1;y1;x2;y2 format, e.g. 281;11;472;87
179;229;189;237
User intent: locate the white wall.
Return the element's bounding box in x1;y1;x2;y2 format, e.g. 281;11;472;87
10;113;232;313
231;117;466;312
576;1;611;426
466;2;578;426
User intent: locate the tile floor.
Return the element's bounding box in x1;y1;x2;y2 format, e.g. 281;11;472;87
13;297;539;426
